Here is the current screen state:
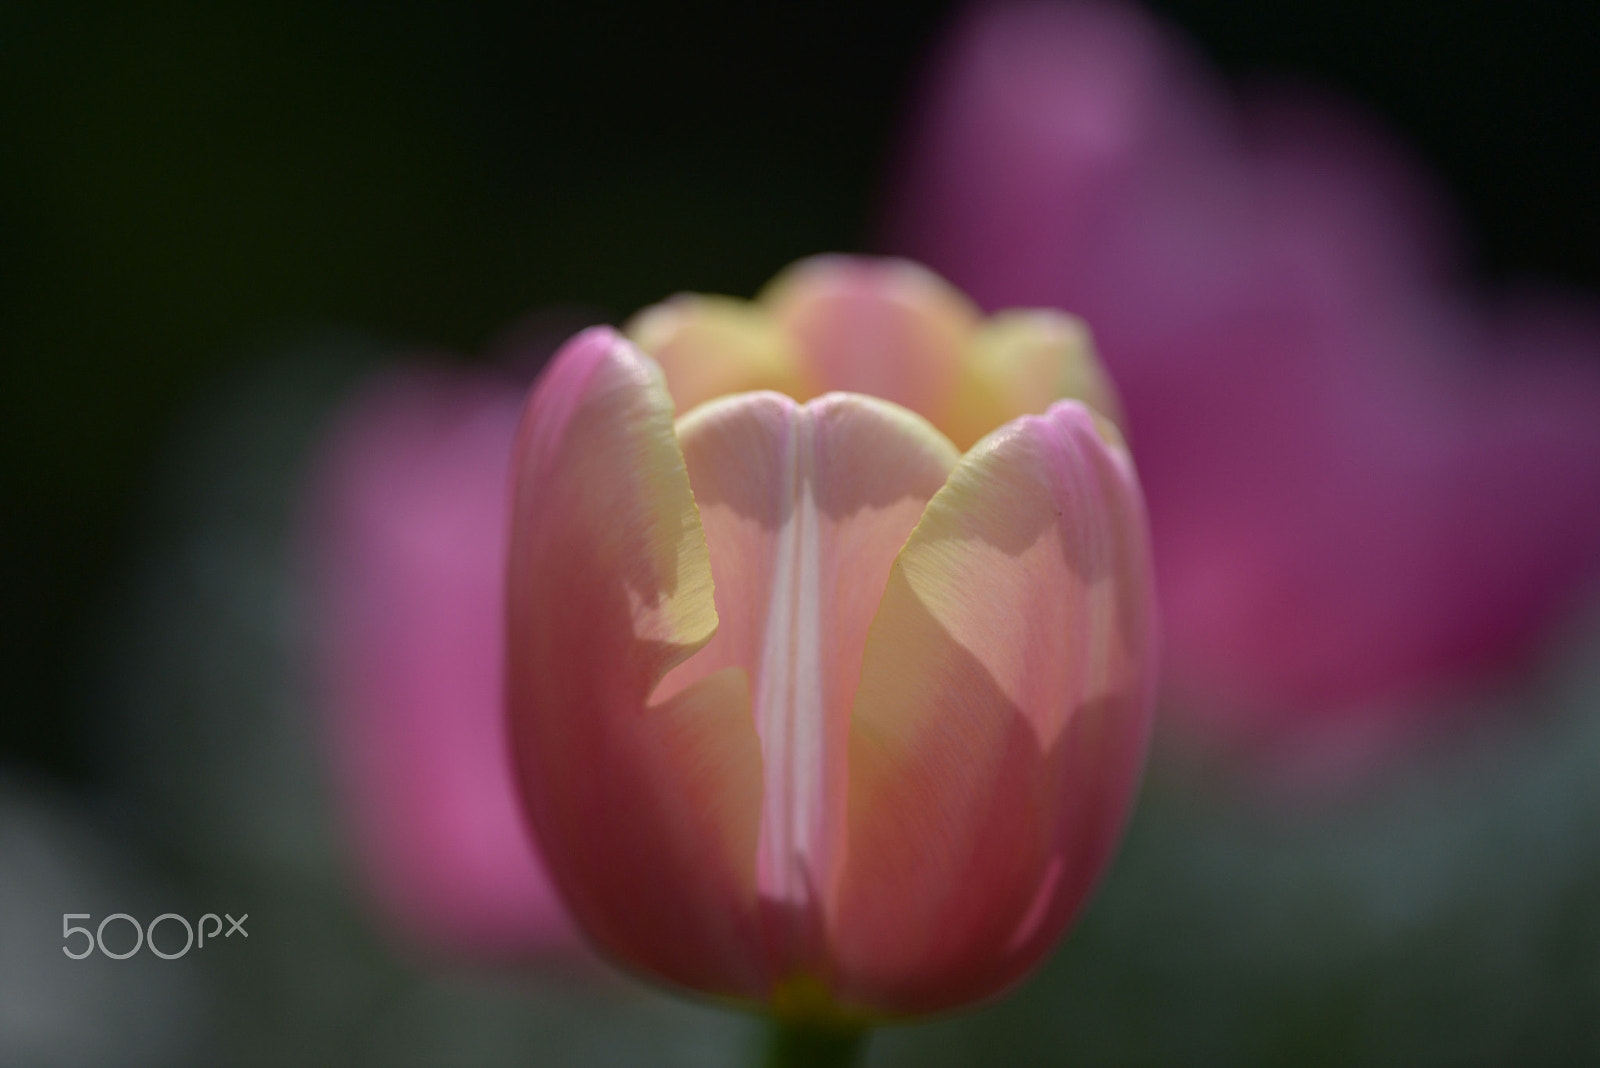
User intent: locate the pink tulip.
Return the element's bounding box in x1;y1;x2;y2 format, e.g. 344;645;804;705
884;0;1600;773
505;321;1156;1018
303;365;574;958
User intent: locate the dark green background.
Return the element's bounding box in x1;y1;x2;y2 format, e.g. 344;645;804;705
4;0;1598;784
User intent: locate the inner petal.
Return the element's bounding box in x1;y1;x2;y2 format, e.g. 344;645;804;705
761;256;980;423
656;391;959;967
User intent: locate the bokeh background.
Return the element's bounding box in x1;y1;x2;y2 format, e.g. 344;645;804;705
4;1;1599;1064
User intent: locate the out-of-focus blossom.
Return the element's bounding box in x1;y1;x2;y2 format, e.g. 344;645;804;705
302;365;574;958
885;0;1600;775
503;322;1157;1020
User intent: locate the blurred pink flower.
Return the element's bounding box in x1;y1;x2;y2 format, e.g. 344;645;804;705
885;0;1600;775
302;364;574;958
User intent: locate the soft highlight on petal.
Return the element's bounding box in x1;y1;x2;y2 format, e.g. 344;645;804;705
943;309;1125;449
761;255;980;421
626;293;814;412
506;327;766;997
834;400;1156;1015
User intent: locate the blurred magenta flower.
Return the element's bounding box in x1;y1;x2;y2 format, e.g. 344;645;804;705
303;365;574;958
505;319;1156;1019
885;0;1600;776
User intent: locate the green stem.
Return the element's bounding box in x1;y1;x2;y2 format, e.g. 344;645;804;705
764;1019;870;1068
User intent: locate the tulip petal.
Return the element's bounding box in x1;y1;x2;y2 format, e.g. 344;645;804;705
656;390;959;975
626;293;814;412
943;309;1126;449
506;327;766;997
834;401;1157;1015
761;256;980;423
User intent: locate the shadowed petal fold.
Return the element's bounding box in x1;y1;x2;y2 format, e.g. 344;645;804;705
506;327;766;997
834;400;1157;1016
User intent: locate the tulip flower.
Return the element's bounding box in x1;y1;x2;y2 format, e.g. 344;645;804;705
884;0;1600;779
303;365;574;957
504;316;1157;1042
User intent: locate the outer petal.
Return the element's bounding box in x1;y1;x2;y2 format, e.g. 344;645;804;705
655;391;959;980
943;309;1126;450
505;327;766;997
626;293;814;412
304;366;574;957
761;255;979;423
833;401;1157;1016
